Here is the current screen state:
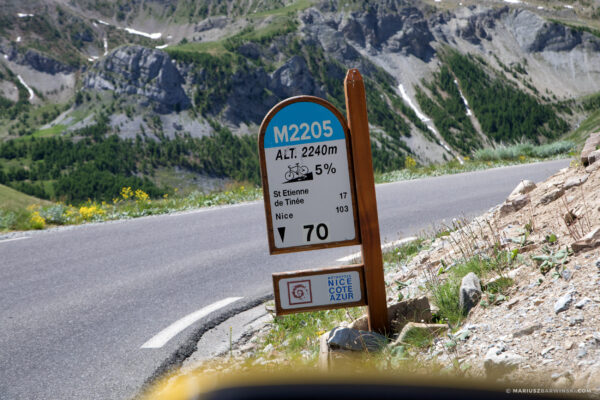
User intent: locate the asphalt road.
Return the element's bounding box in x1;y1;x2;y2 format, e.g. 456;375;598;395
0;159;568;400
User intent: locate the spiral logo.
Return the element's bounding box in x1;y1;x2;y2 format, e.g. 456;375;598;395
292;284;307;300
287;280;312;305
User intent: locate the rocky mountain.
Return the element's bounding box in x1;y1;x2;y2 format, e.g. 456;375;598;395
1;0;600;199
83;46;191;113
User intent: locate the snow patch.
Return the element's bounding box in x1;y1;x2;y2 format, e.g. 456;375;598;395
103;37;108;56
17;13;34;18
16;36;21;43
537;6;545;9
453;79;472;116
564;5;573;9
124;28;162;40
155;44;169;49
503;0;521;3
17;75;34;101
93;22;98;27
3;54;7;60
88;56;99;62
98;20;110;26
398;84;430;122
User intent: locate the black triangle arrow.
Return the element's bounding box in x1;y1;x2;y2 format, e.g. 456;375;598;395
277;227;286;242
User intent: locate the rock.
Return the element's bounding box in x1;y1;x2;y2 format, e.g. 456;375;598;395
454;329;471;341
565;341;574;350
508;180;537;200
563;175;589;190
585;161;600;173
541;346;554;357
588;150;600;166
237;42;262;59
484;347;523;378
577;344;588;359
500;194;530;215
513;323;542;338
593;332;600;343
348;315;368;331
506;10;592;53
561;269;572;281
84;45;190;113
349;296;433;333
4;47;75;74
554;292;574;314
269;56;324;100
394;322;447;345
572;226;600;253
575;298;591;309
327;327;388;352
505;298;520;310
581;133;600;165
569;314;585;326
387;296;433;333
459;272;482;314
539;187;564;205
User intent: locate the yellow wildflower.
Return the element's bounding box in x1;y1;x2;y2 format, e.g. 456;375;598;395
79;204;105;221
30;211;46;229
121;187;133;200
135;189;149;202
404;156;417;169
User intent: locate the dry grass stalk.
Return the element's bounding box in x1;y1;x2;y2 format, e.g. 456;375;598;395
560;190;592;241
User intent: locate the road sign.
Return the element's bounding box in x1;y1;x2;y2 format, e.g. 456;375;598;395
259;96;359;254
272;265;366;315
259;72;389;334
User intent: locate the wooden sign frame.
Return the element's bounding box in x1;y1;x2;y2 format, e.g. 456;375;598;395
258;95;360;255
272;264;367;316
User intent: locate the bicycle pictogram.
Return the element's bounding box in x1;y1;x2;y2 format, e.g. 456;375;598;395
284;163;309;181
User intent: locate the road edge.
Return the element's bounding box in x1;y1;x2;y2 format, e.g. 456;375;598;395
137;292;274;396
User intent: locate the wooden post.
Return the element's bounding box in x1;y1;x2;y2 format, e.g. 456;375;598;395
344;69;389;334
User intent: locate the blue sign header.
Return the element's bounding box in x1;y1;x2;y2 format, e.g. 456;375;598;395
264;102;346;148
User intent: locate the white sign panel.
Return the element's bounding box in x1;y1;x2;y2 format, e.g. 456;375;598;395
260;98;358;253
278;271;362;310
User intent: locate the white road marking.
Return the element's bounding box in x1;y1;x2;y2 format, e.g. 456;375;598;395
141;297;243;349
336;236;418;263
0;237;30;244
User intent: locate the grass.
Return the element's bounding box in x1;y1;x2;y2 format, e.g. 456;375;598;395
1;148;572;233
383;238;426;272
473;141;575;161
32;124;67;138
426;254;513;325
168;40;229;56
261;306;364;363
0;184;261;232
567;109;600;145
375;152;571;184
248;0;314;19
0;183;51;210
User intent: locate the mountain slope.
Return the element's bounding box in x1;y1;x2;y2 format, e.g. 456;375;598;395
0;0;599;202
